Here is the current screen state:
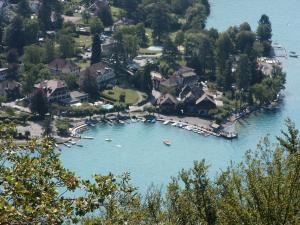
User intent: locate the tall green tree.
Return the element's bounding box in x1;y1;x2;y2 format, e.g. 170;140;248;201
236;30;256;54
29;88;49;117
24;18;39;45
91;34;102;65
59;35;75;58
38;0;52;30
5;15;25;52
23;45;45;64
162;36;179;66
17;0;31;18
184;3;208;30
44;40;56;63
145;2;174;43
216;32;234;73
257;14;272;41
81;9;91;24
185;32;215;79
97;5;113;27
257;14;272;56
235;54;251;90
89;17;104;35
80;68;98;97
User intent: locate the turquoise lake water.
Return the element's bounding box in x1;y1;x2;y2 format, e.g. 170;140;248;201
61;0;300;193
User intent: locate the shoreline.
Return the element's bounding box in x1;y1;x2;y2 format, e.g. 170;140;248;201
64;113;238;146
64;101;282;145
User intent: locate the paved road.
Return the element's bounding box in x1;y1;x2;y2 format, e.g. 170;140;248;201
3;101;31;113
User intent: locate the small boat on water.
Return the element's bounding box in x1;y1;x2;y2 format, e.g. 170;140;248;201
116;144;122;148
105;138;112;142
184;126;192;131
82;136;94;140
289;52;299;58
163;120;170;125
76;144;83;147
63;143;71;148
171;122;178;126
163;139;171;146
151;119;156;123
68;141;76;145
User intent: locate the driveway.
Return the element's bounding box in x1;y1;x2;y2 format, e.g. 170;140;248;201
3;101;31;113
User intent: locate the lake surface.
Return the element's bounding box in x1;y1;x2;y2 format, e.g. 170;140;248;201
61;0;300;193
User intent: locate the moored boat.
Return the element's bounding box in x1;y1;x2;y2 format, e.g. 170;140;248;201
163;120;170;125
289;52;299;58
163;139;171;146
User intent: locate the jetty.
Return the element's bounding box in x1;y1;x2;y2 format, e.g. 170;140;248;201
157;116;237;140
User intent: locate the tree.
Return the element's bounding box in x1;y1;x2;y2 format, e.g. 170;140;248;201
5;15;25;52
90;17;104;35
91;34;102;65
217;123;300;224
184;3;208;31
257;14;272;56
38;0;52;30
145;2;174;43
6;49;19;64
80;68;98;98
122;34;139;60
216;32;234;73
185;32;215;79
44;40;56;63
239;22;251;31
81;9;91;24
21;69;37;96
97;6;113;27
236;30;256;54
175;31;185;46
162;36;179;65
23;45;45;64
257;14;272;41
43;114;52;137
29;88;49;117
59;35;75;58
17;0;31;18
24;18;39;45
235;54;251;90
217;58;234;91
0;95;6;106
0;124;137;224
62;73;79;91
132;64;153;94
120;0;140;19
135;23;148;47
144;104;156;115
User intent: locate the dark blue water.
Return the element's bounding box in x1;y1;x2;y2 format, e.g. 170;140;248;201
61;0;300;193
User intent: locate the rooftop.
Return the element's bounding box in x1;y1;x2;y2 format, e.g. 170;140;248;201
34;80;68;97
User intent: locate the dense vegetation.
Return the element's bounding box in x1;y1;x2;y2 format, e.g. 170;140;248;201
0;0;285;112
0;120;299;224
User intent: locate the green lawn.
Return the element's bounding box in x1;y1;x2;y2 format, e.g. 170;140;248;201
145;28;153;45
111;6;123;21
101;86;145;105
75;35;92;48
79;60;90;70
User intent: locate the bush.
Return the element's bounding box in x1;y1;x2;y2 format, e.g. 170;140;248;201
56;119;71;137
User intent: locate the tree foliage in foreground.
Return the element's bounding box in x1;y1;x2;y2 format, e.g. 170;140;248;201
0;124;138;224
0;119;299;224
